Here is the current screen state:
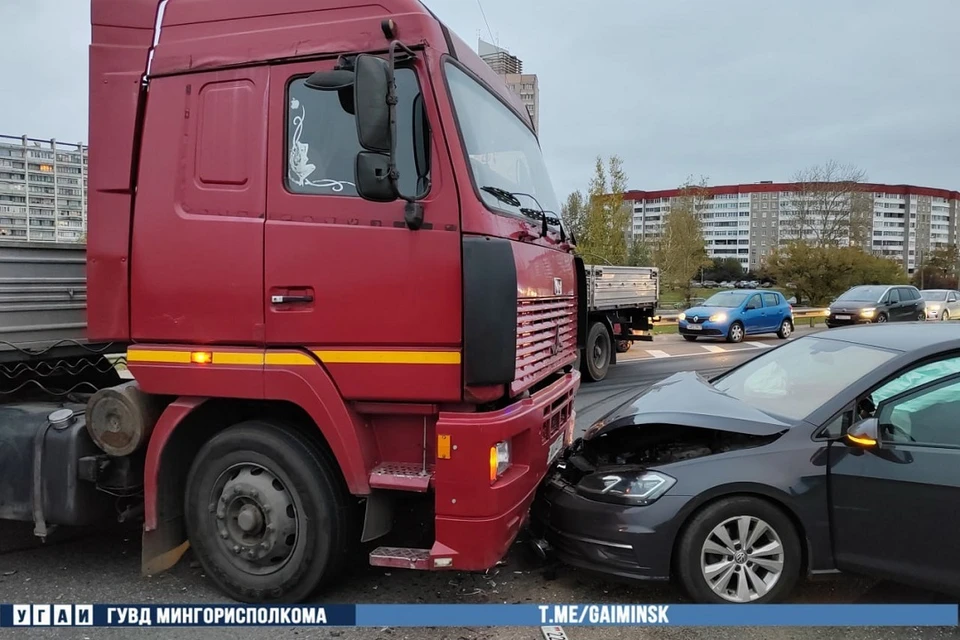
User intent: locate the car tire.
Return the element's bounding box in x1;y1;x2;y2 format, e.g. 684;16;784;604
943;311;950;321
917;311;926;322
683;335;698;342
582;321;611;382
676;496;802;604
185;420;354;603
726;321;745;343
776;319;793;339
875;313;887;323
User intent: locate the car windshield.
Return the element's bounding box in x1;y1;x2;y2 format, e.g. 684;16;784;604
921;291;948;301
836;286;887;303
444;62;562;225
702;291;749;308
712;336;899;421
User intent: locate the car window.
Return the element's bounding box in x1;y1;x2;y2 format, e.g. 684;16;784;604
820;407;854;438
887;289;900;304
950;292;959;303
762;293;779;307
878;375;960;447
745;294;762;310
712;336;899;421
869;355;960;407
900;288;917;301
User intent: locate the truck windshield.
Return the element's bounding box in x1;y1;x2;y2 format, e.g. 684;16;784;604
444;62;561;223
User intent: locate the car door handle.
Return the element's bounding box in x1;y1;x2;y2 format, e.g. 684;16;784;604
271;295;314;304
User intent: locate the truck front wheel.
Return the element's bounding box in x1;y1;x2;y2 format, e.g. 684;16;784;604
582;321;612;382
185;420;353;603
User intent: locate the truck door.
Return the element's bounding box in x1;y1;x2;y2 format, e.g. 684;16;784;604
263;58;463;402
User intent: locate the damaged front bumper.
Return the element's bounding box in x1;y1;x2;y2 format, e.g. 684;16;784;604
529;461;692;582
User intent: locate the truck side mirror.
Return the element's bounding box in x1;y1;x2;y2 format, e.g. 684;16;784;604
354;152;395;202
353;54;392;153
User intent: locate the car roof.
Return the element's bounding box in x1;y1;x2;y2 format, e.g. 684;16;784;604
809;323;960;352
710;289;772;295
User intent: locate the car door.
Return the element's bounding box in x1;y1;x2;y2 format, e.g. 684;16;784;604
899;287;922;321
828;354;960;593
761;292;784;331
883;287;902;320
948;291;960;317
740;293;765;334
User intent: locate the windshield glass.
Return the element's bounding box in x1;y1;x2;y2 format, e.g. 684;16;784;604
703;291;749;308
921;290;948;301
836;285;887;303
444;62;561;223
712;336;899;420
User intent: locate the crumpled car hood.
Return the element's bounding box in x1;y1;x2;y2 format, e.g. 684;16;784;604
584;370;793;440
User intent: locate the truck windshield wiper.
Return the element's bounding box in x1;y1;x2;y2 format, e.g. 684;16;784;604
481;186;566;242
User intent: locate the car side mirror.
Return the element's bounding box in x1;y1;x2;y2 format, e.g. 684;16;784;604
845;417;880;449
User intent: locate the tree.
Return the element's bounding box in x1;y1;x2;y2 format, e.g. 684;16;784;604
765;242;907;306
627;237;652;267
575;155;631;264
912;244;959;290
781;160;871;247
705;257;745;283
653;177;712;303
561;190;587;247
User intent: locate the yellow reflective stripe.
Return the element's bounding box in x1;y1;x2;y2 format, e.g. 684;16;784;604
313;350;461;365
126;349;460;366
212;352;265;366
264;352;316;366
127;349;191;364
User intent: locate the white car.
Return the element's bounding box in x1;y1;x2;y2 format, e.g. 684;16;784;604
921;289;960;320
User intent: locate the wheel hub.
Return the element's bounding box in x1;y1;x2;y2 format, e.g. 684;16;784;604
700;515;784;603
213;465;299;574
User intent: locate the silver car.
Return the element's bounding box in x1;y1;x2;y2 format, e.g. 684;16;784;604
921;289;960;320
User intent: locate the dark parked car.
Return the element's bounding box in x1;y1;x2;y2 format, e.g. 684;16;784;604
827;285;925;326
531;324;960;603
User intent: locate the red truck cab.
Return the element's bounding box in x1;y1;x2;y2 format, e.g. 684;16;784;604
85;0;580;601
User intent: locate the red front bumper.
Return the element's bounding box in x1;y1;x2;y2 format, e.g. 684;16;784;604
428;370;580;570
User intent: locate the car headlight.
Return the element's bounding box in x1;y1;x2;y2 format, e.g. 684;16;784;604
678;312;686;321
927;304;940;311
860;307;876;318
576;470;676;506
708;312;727;322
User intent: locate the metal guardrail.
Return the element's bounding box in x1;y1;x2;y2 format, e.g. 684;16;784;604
653;308;830;327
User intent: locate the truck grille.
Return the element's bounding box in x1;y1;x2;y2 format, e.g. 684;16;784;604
542;386;575;442
514;297;576;395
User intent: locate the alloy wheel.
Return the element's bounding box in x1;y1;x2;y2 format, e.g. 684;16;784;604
699;515;785;603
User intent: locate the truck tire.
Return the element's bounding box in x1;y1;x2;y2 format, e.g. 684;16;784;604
582;321;612;382
185;420;353;603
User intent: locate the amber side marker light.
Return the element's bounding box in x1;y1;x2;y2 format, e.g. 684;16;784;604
846;433;877;447
191;351;213;364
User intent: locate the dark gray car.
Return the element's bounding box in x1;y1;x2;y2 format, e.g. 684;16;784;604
531;324;960;603
826;284;925;326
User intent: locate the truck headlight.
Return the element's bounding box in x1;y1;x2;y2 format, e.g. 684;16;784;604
576;470;676;505
489;440;511;482
709;312;727;322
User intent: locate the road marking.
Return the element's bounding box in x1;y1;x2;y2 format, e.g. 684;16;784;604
745;341;772;348
646;350;671;358
701;344;726;353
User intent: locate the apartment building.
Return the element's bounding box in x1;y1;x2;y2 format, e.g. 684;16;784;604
0;135;87;243
625;182;960;273
478;39;539;133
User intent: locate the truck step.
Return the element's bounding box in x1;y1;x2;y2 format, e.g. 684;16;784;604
369;546;431;570
368;462;432;492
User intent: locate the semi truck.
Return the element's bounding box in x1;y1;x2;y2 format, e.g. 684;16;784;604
0;0;581;603
577;264;659;382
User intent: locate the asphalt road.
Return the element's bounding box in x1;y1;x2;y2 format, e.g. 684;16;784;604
0;349;955;640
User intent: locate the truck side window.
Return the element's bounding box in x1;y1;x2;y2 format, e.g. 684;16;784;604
285;67;425;197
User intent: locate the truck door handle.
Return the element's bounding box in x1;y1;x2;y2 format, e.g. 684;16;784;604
271;295;314;304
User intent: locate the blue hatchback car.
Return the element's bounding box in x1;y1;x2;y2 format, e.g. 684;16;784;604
679;289;793;343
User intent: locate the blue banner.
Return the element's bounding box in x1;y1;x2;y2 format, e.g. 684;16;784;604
0;603;956;627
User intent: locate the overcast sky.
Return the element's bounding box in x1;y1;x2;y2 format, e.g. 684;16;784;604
2;0;957;200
